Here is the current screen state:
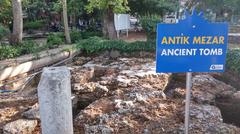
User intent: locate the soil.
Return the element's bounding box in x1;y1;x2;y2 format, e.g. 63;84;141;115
120;31;147;42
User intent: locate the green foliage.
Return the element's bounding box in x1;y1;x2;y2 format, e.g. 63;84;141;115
190;0;240;13
0;0;12;26
86;0;129;13
226;49;240;75
24;0;49;20
52;0;62;12
19;40;41;54
188;0;240;21
139;15;161;41
76;36;155;54
70;29;82;43
0;38;67;60
48;31;103;44
81;31;103;39
23;20;46;30
0;45;20;60
68;0;85;16
47;33;64;48
0;24;10;40
0;40;44;60
128;0;178;16
68;0;102;25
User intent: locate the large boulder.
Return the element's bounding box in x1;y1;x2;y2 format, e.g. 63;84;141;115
74;87;182;134
110;50;121;59
192;75;236;104
22;103;40;120
179;104;240;133
71;57;171;112
3;119;38;134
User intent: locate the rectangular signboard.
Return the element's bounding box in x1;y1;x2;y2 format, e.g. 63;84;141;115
156;11;228;73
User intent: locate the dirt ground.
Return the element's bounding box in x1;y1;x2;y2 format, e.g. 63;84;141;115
120;31;147;42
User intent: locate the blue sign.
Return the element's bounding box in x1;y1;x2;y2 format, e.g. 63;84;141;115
156;10;228;73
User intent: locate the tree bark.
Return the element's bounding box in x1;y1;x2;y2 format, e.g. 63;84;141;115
11;0;23;44
103;9;117;40
102;13;108;38
62;0;71;44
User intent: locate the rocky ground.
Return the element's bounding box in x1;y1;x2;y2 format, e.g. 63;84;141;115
0;53;240;134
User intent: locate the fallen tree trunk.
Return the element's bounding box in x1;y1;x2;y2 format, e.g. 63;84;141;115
0;46;73;70
0;49;77;81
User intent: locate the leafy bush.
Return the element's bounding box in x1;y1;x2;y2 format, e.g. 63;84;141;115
76;37;155;54
23;20;46;30
0;36;75;60
47;30;103;44
139;15;161;41
0;45;20;60
81;31;103;39
226;48;240;74
0;24;10;40
0;40;44;60
47;33;64;48
70;29;82;43
19;40;41;55
72;31;103;40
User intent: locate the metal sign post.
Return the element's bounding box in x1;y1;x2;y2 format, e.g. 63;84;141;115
184;72;192;134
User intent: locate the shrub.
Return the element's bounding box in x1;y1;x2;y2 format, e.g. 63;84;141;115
81;31;103;39
47;30;103;45
19;40;41;55
23;20;45;30
226;48;240;74
0;37;73;60
76;37;155;54
0;40;44;60
0;45;20;60
139;15;161;41
70;29;82;43
47;33;64;48
0;24;10;40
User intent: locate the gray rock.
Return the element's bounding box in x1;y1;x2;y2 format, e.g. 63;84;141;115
95;84;109;93
71;67;94;84
73;57;92;65
84;124;113;134
143;128;150;134
192;75;236;104
179;104;240;133
233;91;240;100
173;88;185;98
110;50;120;59
101;51;110;57
73;82;108;94
116;75;137;88
22;103;40;119
38;67;73;134
189;104;222;122
205;123;240;134
3;119;38;134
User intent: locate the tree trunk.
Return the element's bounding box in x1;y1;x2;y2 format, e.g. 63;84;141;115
11;0;23;44
102;13;108;38
62;0;71;44
103;9;117;40
73;14;76;28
